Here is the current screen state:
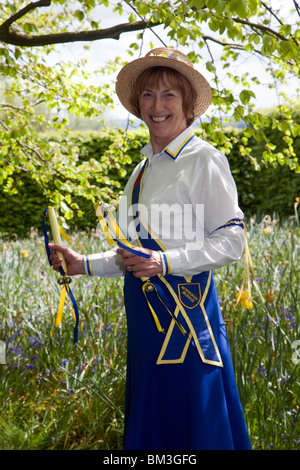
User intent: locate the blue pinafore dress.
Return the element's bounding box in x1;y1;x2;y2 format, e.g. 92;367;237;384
123;159;252;450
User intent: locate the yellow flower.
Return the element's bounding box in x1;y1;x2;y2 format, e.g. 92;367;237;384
235;290;253;309
264;226;273;235
265;291;277;303
20;249;28;258
263;215;277;235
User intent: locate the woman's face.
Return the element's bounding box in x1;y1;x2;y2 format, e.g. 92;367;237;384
139;74;187;154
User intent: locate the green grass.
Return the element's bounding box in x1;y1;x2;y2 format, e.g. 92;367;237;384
0;217;299;450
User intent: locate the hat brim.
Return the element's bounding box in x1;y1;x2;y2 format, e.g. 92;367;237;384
115;55;212;120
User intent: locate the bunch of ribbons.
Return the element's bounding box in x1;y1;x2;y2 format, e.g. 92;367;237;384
95;202;186;335
95;201;151;259
42;208;79;344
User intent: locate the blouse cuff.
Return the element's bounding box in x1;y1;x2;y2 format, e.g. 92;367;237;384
160;249;181;275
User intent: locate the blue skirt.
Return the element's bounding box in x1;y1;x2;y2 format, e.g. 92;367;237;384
123;270;252;450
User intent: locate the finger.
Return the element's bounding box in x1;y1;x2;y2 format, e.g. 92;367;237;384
49;249;61;262
48;243;67;254
117;251;137;266
116;248;136;260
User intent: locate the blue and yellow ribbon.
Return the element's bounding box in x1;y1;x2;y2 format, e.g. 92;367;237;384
94;201;151;259
42;208;79;344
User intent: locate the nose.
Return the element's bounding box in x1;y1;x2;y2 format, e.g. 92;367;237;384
152;96;164;114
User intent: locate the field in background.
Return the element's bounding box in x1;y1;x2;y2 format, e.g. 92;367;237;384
0;216;299;450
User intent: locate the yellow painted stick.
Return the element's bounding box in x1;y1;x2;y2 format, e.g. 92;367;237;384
48;206;67;274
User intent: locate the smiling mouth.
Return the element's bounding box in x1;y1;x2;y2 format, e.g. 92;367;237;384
152;116;170;122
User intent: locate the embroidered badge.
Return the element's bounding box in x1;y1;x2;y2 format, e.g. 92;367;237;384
178;283;201;309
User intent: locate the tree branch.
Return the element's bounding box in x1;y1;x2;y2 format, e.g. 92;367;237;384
0;19;161;47
202;34;258;53
0;99;45;111
0;0;51;32
260;1;284;26
232;16;288;41
293;0;300;18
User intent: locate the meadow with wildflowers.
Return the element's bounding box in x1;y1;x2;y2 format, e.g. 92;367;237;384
0;209;299;450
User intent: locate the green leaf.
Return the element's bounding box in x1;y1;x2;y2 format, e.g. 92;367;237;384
136;3;150;16
190;0;207;9
229;0;248;18
74;10;84;21
128;12;136;22
239;90;256;104
206;61;216;73
262;35;276;55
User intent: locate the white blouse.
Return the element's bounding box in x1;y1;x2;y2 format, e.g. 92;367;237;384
84;126;245;278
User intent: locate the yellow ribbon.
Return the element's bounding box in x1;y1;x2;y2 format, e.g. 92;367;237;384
142;280;186;335
235;223;263;308
56;283;77;326
55;224;76;326
95;202;187;334
59;225;71;243
142;283;165;333
94;201;150;255
94;201;115;247
56;284;67;326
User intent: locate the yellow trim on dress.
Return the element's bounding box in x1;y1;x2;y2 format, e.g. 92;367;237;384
156;272;223;367
164;133;195;159
129;156;223;367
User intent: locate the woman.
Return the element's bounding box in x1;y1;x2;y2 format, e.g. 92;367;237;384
49;48;252;450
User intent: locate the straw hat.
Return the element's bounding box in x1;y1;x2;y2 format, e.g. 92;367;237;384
115;47;212;120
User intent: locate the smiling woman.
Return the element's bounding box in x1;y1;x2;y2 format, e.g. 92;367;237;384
132;66;197;126
138;72;188;154
48;47;251;451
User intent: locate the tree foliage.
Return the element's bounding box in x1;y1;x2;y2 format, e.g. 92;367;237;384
1;0;300;220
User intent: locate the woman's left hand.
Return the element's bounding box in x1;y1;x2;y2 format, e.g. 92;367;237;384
117;247;163;278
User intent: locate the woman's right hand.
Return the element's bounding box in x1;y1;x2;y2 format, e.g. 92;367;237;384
48;244;86;276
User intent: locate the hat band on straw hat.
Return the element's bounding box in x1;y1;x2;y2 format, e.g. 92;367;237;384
115;47;212;121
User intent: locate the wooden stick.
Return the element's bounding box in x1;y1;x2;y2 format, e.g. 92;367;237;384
48;206;67;274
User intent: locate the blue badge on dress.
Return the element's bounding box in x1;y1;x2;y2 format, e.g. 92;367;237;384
178;283;201;309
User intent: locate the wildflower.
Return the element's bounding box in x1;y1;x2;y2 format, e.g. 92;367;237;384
257;362;267;380
265;291;277;303
295;197;299;226
235;290;253;309
262;215;277;235
264;226;273;235
20;249;28;258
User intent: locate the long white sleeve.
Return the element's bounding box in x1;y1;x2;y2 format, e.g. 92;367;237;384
163;225;245;276
84;247;125;278
83;127;245;279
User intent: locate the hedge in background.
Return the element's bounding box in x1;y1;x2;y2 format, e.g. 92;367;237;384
0;124;299;236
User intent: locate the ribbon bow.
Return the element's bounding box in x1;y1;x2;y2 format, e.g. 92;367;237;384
43;207;79;344
94;201;151;259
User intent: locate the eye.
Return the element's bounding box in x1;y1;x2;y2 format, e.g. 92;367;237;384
164;90;177;99
141;91;153;98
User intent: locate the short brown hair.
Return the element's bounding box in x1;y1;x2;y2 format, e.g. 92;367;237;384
130;66;197;126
